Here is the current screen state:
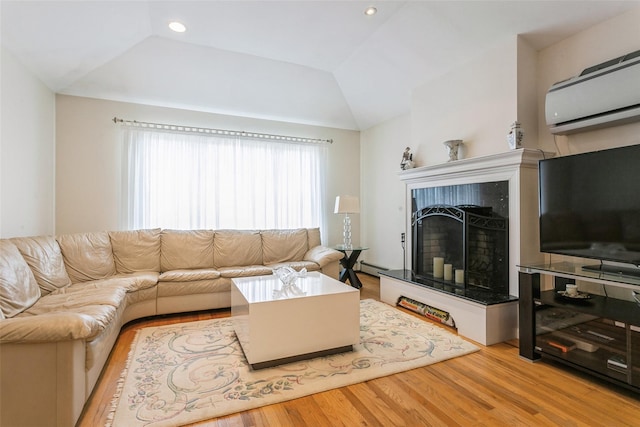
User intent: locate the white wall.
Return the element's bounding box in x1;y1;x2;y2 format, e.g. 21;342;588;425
360;37;524;270
537;7;640;157
517;36;539;148
55;95;360;245
359;114;411;270
0;46;55;238
359;7;640;272
411;36;520;165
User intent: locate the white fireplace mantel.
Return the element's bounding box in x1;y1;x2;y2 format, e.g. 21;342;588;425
398;148;551;185
380;149;554;345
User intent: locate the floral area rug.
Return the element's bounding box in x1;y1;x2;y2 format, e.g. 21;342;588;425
107;299;478;427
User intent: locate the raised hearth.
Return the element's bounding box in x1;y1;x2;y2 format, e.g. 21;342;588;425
382;270;517;306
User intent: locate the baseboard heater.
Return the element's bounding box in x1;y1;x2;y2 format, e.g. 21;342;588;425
397;296;455;328
359;261;389;277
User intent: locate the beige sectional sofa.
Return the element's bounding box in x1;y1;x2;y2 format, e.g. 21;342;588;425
0;227;343;427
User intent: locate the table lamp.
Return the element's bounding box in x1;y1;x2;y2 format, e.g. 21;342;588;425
334;195;359;249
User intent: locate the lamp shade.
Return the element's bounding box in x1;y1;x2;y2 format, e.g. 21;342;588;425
334;195;360;214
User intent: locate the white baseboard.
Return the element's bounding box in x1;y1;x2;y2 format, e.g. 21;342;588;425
360;261;389;277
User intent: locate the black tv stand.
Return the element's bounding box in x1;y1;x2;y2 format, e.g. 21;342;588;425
518;262;640;393
582;263;640;279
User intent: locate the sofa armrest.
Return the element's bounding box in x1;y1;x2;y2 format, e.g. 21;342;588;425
303;246;344;267
0;312;97;343
1;339;86;426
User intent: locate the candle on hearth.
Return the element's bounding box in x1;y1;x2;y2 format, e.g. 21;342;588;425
444;264;453;281
433;257;444;278
455;269;465;284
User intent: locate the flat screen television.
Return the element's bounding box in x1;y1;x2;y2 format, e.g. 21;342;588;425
539;144;640;277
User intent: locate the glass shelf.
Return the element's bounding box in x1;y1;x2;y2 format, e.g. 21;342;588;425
518;261;640;289
537;289;640;326
332;245;369;251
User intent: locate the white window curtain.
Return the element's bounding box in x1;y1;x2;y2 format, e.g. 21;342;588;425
123;128;327;234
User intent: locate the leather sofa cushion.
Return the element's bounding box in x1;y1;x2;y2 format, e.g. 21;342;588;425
160;229;214;271
0;240;41;318
11;236;71;295
57;231;117;283
109;229;161;273
157;279;231;297
23;285;126;316
17;284;125;344
218;265;273;278
304;245;345;267
59;272;159;294
307;227;322;248
159;269;221;282
119;271;159;291
214;230;263;267
262;229;308;264
125;286;157;307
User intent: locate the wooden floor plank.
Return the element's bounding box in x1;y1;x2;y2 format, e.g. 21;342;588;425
396;367;489;425
282;394;335;426
342;381;406;426
77;273;640;426
310;388;368;426
365;375;445;426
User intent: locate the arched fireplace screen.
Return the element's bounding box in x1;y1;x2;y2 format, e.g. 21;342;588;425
412;204;508;295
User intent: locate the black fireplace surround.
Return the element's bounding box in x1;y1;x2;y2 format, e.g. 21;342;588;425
384;181;516;305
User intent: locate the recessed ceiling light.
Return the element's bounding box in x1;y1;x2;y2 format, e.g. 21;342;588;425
168;21;186;33
364;6;377;16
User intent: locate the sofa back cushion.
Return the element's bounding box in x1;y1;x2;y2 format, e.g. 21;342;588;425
10;235;71;295
262;229;308;264
307;228;322;248
0;240;41;318
57;231;117;283
109;229;161;274
160;229;215;271
214;230;262;268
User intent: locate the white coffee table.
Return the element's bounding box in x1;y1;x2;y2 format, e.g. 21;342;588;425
231;272;360;369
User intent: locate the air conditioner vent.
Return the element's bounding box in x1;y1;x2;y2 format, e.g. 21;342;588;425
580;48;640;77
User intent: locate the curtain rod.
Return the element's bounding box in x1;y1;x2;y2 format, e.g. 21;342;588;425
112;117;333;144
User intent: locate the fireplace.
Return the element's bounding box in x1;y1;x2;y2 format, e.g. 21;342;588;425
409;181;510;302
380;149;548;344
413;204;508;294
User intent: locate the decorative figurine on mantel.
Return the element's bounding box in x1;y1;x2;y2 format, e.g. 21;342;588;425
400;147;415;170
507;121;524;149
443;140;463;161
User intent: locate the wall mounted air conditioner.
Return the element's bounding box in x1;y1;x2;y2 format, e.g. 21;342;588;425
545;49;640;135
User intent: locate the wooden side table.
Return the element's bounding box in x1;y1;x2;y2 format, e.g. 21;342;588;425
333;246;368;289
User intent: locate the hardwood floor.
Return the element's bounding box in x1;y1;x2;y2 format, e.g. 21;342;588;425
78;274;639;426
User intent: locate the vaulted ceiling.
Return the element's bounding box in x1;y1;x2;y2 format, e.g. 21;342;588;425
2;1;638;130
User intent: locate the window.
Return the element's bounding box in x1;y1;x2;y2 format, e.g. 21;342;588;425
123;128;327;232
